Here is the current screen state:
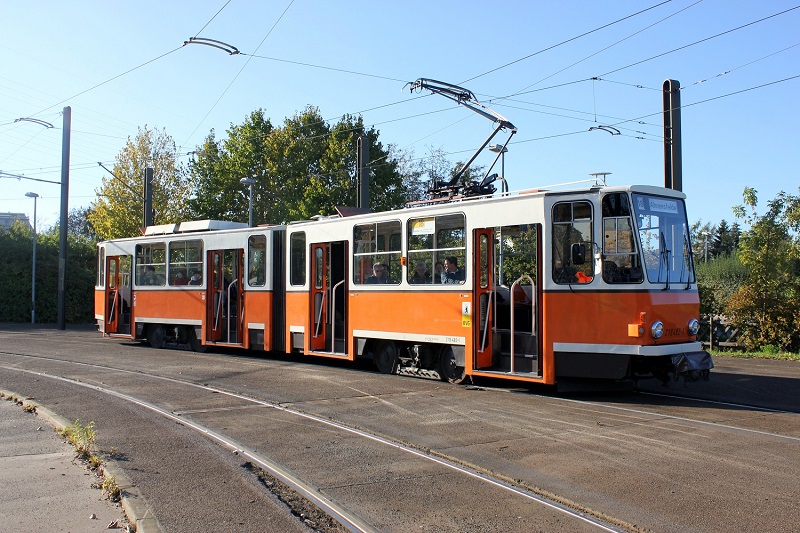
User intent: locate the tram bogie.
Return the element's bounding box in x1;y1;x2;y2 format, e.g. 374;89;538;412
94;184;713;389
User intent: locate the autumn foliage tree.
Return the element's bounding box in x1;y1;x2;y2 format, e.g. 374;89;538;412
89;126;189;240
727;187;800;351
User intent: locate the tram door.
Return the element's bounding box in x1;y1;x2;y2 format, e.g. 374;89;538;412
473;229;494;368
206;249;244;344
104;255;132;336
309;241;348;354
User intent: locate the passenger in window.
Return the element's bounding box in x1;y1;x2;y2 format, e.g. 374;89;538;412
173;269;189;286
442;257;465;284
188;270;203;285
141;265;159;286
366;263;390;284
433;261;444;284
410;261;431;284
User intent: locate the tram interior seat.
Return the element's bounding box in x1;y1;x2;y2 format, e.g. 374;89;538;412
602;260;643;283
602;261;619;283
494;285;534;332
118;287;131;325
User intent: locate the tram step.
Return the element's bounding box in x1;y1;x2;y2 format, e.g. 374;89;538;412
495;330;537;354
495;352;538;373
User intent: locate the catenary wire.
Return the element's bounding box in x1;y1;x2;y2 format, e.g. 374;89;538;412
459;0;673;85
181;0;297;148
193;0;233;38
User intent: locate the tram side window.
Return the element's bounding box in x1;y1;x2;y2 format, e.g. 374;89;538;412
97;247;105;287
248;235;267;286
135;243;166;286
290;232;306;286
407;213;466;285
602;193;643;283
552;201;593;284
497;224;539;287
168;240;203;286
353;221;402;285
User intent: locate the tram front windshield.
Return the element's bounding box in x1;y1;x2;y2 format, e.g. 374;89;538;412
632;193;694;285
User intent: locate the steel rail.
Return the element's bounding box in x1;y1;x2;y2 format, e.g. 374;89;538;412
1;353;623;532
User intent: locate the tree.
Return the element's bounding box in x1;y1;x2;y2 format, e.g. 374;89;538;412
695;254;747;316
711;219;739;258
187;107;423;225
67;207;97;241
727;187;800;351
409;146;487;198
89;126;189;240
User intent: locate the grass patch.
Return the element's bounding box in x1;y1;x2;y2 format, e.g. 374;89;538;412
101;475;122;502
710;349;800;361
57;419;97;460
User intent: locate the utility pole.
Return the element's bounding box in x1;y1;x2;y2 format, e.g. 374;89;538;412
663;79;682;192
357;136;370;210
144;167;154;227
57;106;70;330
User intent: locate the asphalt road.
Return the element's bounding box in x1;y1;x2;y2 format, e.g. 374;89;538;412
1;324;798;532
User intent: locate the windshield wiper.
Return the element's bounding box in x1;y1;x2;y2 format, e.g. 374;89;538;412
659;232;671;290
682;233;693;290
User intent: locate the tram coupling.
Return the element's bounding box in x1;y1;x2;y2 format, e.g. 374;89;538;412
671;350;714;382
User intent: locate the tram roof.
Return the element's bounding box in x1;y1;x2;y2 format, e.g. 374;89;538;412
99;183;686;245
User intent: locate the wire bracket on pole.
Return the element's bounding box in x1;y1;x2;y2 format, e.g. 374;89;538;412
183;37;240;55
589;125;620;135
14;118;54;128
407;78;517;199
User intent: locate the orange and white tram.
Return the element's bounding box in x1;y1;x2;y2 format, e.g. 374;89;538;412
95;184;713;389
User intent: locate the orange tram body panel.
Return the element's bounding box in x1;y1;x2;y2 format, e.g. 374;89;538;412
95;185;713;390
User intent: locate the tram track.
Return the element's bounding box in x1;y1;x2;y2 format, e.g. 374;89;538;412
6;344;798;442
0;351;625;532
2;334;799;533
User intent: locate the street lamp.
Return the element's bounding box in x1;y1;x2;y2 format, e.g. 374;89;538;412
701;231;712;262
25;192;39;324
240;177;255;227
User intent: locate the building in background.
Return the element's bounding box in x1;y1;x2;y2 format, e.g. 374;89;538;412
0;212;31;231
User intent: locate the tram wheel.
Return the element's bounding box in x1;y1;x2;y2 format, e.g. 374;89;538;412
374;341;399;374
438;345;466;384
187;327;207;353
148;325;166;349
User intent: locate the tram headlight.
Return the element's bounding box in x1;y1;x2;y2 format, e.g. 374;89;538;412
650;320;664;339
688;318;700;336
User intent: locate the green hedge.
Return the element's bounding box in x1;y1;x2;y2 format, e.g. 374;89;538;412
0;224;97;324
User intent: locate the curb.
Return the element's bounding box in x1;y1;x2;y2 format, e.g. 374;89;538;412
0;389;163;533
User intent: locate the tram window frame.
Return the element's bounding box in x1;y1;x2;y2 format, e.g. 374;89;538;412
168;240;203;287
601;193;644;284
248;234;267;287
407;213;466;285
135;242;166;287
353;220;402;285
551;201;594;285
290;231;306;286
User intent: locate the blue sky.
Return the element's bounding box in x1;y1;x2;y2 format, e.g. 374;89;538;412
1;1;798;230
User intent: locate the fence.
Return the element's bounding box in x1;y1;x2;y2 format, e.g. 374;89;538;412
698;316;742;350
